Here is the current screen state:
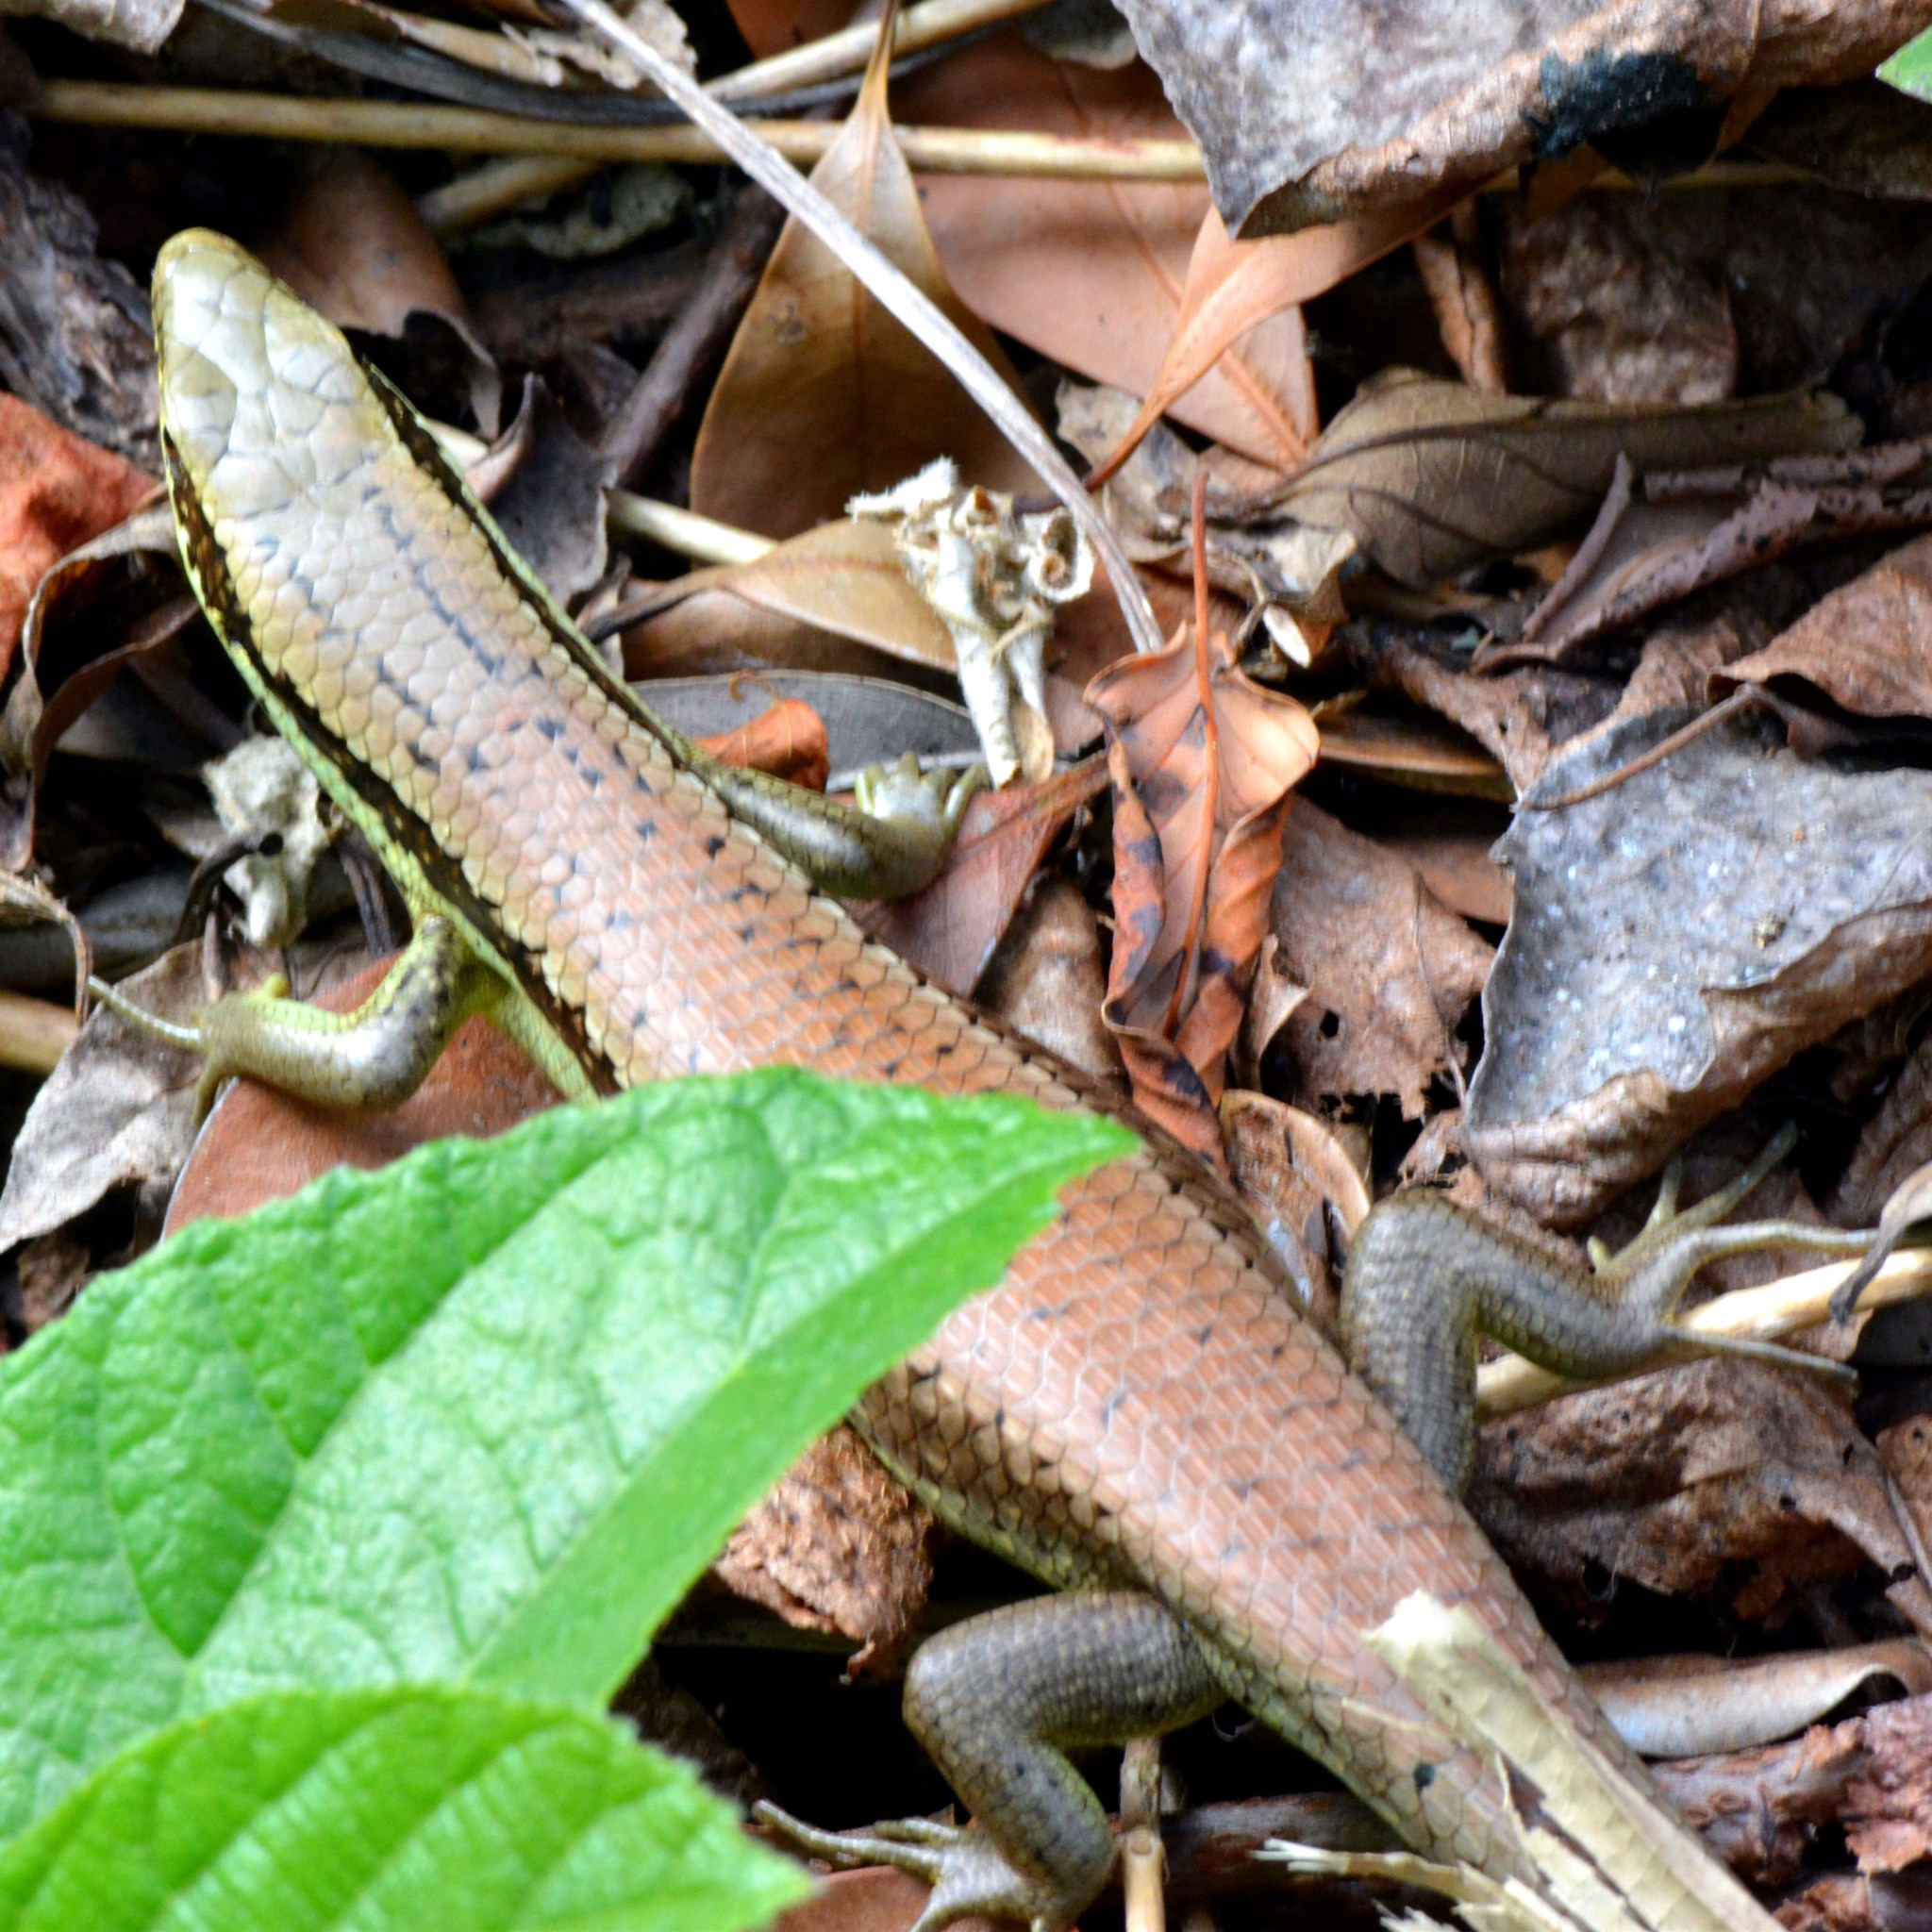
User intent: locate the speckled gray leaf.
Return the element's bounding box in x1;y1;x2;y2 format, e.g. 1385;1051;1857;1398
1111;0;1932;235
1465;708;1932;1223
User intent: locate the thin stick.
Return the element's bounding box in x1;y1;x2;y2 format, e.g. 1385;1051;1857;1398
1476;1244;1932;1419
606;490;773;566
549;0;1168;656
29;82;1207;183
0;989;77;1074
709;0;1053;102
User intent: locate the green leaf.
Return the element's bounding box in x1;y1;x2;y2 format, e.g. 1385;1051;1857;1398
0;1068;1131;1838
1881;26;1932;101
0;1684;809;1932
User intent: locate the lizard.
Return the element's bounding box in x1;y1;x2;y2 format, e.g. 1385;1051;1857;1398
131;225;1822;1932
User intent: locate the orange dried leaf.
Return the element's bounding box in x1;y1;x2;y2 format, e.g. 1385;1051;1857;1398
691;11;1036;539
695;695;831;791
899;36;1313;470
0;397;156;688
1088;614;1317;1164
1090;191;1468;487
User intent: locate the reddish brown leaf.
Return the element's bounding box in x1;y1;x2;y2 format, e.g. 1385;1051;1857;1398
694;695;831;791
1087;553;1317;1162
0;397;155;688
898;36;1313;469
726;0;853;58
854;757;1108;999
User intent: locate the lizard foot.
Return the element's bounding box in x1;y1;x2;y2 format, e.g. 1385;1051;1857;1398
755;1800;1072;1932
854;753;986;842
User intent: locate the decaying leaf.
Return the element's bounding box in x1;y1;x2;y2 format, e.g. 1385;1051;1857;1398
1261;797;1492;1120
259;149;500;436
1244;369;1860;590
899;34;1315;468
1089;590;1318;1162
691;15;1037;539
481;378;614;605
851;460;1092;786
1714;530;1932;724
1111;0;1932;234
974;874;1123;1085
713;1424;937;1675
1466;708;1932;1224
1412;203;1510;395
1473;1356;1932;1635
855;756;1108;1000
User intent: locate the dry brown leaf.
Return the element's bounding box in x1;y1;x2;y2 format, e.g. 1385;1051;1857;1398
1309;702;1513;800
259;149;499;435
690;15;1037;539
1088;192;1467;485
1716;532;1932;723
853;756;1108;1000
727;0;853;58
619;517;958;676
1260;797;1492;1119
1473;1356;1932;1634
898;35;1315;468
713;1423;937;1674
0;398;155;686
974;874;1124;1085
1088;588;1318;1163
1253;369;1860;590
1412;205;1509;395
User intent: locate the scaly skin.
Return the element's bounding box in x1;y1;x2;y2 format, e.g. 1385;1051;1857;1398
150;231;1774;1928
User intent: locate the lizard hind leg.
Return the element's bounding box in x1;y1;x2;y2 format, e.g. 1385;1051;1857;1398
758;1591;1222;1932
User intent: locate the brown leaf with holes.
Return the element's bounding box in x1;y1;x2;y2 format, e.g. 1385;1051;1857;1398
1262;798;1492;1120
690;18;1036;539
1473;1357;1932;1636
897;34;1314;469
1087;621;1316;1164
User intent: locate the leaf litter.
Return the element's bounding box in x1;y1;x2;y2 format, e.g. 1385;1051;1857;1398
23;1;1932;1925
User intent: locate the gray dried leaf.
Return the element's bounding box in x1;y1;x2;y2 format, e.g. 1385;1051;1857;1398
1110;0;1932;236
1253;369;1858;590
1465;708;1932;1223
486;380;614;604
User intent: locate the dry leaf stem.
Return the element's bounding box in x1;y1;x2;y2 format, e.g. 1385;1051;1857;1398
1477;1246;1932;1420
551;0;1168;657
30;82;1208;182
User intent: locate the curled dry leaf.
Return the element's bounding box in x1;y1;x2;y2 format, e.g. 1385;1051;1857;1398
1262;798;1493;1121
0;397;155;687
1473;1356;1932;1637
1467;709;1932;1224
854;755;1108;1000
899;34;1314;469
691;17;1037;540
693;695;832;792
974;874;1124;1086
1496;438;1932;666
259;149;500;435
618;516;958;677
1088;608;1317;1164
1112;0;1932;235
1245;369;1860;590
1581;1642;1932;1761
481;379;614;606
851;459;1092;786
1411;204;1509;396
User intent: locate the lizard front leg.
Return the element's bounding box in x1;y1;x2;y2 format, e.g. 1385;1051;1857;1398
758;1591;1221;1932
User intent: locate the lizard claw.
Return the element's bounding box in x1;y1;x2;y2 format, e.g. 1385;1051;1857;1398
854;754;986;841
755;1800;1069;1932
